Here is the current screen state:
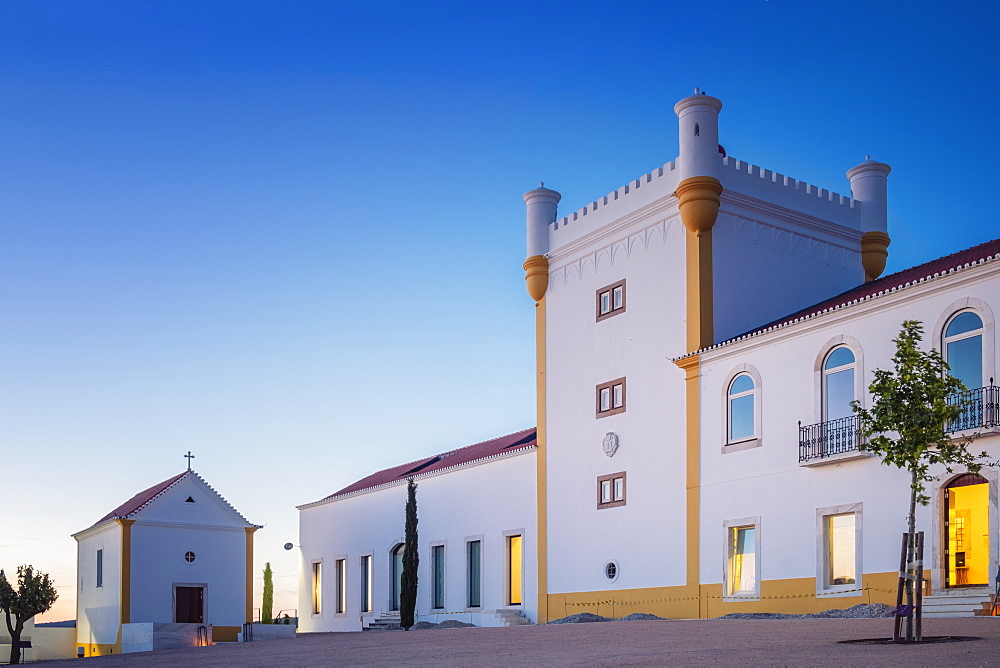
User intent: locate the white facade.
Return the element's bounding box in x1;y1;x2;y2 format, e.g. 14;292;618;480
297;439;537;631
528;90;999;619
73;471;258;655
697;256;1000;601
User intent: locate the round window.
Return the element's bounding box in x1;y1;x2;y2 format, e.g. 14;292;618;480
184;551;196;563
604;560;619;582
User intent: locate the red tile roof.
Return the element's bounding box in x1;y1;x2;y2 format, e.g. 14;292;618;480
94;471;189;525
303;427;537;507
84;470;259;531
704;237;1000;353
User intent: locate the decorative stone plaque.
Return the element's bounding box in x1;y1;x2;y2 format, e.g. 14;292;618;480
602;432;619;458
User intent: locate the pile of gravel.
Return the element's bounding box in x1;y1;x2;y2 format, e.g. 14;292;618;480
715;603;895;620
546;612;670;624
409;619;478;630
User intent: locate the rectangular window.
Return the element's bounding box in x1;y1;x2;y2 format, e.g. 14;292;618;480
507;535;523;606
311;562;322;615
596;378;626;417
817;503;862;595
596;279;626;321
360;555;372;613
432;545;445;609
723;518;760;599
827;514;856;586
96;549;103;588
597;472;626;509
467;540;481;608
335;559;346;613
729;527;757;595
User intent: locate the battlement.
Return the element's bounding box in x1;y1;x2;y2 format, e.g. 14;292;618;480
549;160;681;250
548;155;862;253
718;157;859;226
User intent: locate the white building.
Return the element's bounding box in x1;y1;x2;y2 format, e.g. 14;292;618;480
300;89;999;627
297;428;537;631
525;90;999;620
73;469;260;656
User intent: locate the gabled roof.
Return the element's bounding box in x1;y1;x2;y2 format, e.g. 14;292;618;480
687;237;1000;357
80;469;258;533
301;427;536;508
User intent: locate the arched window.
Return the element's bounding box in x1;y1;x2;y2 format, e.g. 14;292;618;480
728;373;756;442
823;347;856;421
944;311;984;390
391;544;405;611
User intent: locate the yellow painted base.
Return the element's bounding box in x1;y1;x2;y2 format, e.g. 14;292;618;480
78;642;120;657
213;625;241;642
545;572;899;620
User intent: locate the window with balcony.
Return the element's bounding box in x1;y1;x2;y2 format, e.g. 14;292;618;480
800;342;863;463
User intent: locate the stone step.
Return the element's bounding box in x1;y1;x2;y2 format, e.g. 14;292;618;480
921;592;993;618
494;610;531;626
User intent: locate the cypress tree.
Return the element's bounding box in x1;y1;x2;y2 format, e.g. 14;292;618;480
400;478;419;630
261;562;273;624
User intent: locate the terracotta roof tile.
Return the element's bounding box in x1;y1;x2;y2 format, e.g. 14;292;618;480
306;427;536;506
94;471;189;525
715;237;1000;350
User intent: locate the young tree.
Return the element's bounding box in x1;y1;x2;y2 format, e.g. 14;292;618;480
0;565;58;665
262;562;274;624
400;478;419;630
853;320;990;642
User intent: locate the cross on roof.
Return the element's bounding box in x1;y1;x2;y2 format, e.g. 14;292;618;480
184;450;195;471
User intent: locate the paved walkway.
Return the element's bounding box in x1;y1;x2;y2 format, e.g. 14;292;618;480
56;618;1000;666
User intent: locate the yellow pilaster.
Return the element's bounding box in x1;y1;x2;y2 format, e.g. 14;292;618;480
245;527;258;624
525;253;550;624
117;519;135;626
674;355;703;615
674;174;721;617
676;175;722;351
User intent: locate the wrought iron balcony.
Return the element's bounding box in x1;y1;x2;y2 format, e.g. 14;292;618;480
798;415;862;463
946;381;999;432
799;382;999;463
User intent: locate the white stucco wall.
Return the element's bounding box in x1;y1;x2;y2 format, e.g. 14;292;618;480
129;524;247;626
698;260;1000;594
75;522;122;647
545;212;688;595
297;449;537;632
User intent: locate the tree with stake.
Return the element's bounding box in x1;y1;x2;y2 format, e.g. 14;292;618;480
853;320;990;642
0;565;58;665
400;478;419;630
262;562;274;624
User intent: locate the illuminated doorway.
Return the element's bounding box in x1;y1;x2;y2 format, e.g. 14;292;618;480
945;474;989;588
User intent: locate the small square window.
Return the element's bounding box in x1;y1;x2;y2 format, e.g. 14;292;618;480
596;280;626;321
597;472;626;509
596;378;626;417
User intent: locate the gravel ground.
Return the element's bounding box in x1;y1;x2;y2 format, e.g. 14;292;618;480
50;617;1000;666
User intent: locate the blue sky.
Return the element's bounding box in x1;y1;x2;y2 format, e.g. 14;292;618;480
3;0;998;621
